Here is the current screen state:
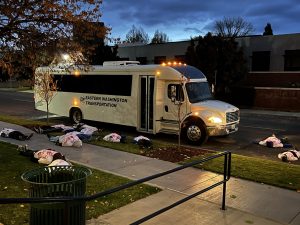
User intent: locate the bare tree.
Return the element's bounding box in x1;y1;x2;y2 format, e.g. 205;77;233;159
34;50;88;124
125;25;149;44
177;75;185;150
34;70;57;124
151;30;170;44
214;16;254;37
170;75;185;150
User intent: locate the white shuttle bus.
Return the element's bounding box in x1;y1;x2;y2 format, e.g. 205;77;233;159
34;61;239;145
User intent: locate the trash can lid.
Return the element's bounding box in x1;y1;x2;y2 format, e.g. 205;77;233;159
21;165;92;185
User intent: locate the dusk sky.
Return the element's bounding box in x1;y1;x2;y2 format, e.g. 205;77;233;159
101;0;300;42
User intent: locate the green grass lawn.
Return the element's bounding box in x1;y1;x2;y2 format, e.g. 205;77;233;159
89;132;172;155
0;115;48;127
183;153;300;190
0;141;160;225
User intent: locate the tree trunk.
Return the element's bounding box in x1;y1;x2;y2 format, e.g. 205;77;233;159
46;101;49;125
178;104;181;150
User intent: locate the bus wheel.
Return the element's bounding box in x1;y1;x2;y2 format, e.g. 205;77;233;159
70;108;82;124
183;121;207;145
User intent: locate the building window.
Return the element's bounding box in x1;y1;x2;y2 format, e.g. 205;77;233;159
251;51;270;71
136;57;147;65
154;56;166;64
284;50;300;71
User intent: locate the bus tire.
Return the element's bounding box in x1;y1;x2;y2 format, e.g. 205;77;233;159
70;108;83;124
183;120;208;145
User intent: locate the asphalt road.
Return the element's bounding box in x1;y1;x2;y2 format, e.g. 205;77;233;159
0;90;48;119
205;114;300;158
0;90;299;163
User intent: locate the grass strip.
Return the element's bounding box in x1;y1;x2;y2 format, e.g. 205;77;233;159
0;115;48;127
183;153;300;190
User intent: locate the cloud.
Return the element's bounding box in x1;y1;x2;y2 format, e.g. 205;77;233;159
184;27;201;33
101;0;300;41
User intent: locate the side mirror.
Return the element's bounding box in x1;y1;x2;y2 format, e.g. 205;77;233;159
170;86;177;102
168;84;183;104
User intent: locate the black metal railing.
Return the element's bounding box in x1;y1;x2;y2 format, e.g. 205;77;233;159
0;151;231;224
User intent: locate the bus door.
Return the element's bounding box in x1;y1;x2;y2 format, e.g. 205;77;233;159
139;76;155;132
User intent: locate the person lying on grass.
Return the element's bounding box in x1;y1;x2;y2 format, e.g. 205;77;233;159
278;149;300;162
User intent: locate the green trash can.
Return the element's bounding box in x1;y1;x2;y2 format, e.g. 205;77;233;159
22;166;92;225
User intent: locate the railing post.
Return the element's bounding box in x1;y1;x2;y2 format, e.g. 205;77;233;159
221;153;228;210
228;152;231;179
64;201;69;225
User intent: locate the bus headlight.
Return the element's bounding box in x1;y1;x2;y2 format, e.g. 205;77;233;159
208;116;222;124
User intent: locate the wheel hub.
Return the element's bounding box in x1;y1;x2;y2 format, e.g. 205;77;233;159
187;125;201;141
72;111;82;123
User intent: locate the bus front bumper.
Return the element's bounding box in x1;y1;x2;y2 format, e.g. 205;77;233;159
207;123;239;136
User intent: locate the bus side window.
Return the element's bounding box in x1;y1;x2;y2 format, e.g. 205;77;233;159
168;84;184;102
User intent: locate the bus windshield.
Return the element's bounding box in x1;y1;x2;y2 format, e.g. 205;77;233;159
185;82;213;103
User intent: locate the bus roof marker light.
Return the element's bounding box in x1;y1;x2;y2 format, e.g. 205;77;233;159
167;62;171;65
74;70;80;76
156;71;161;77
161;62;166;66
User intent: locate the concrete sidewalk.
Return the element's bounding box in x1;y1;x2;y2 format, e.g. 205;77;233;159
0;121;299;225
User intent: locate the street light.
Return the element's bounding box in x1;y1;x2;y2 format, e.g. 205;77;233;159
62;54;70;61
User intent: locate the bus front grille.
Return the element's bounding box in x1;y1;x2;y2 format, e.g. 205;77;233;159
226;110;239;123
